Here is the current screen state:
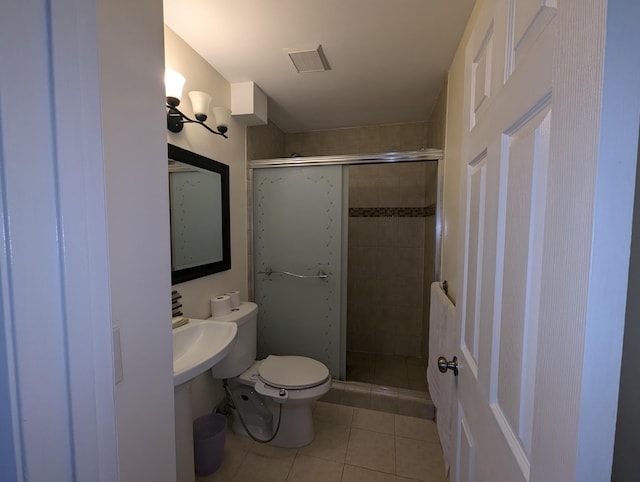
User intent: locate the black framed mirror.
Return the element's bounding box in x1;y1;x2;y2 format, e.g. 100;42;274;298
168;144;231;284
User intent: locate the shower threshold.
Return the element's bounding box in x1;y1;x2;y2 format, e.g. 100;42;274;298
319;379;434;420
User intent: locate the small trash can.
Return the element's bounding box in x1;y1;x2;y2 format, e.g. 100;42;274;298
193;412;228;476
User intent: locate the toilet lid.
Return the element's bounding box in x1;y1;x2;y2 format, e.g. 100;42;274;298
258;355;330;389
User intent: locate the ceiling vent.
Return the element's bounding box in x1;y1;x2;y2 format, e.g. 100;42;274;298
285;45;330;73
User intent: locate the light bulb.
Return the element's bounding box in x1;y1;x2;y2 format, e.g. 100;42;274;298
165;70;186;106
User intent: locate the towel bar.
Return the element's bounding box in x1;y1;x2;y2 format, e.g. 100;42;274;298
258;267;328;279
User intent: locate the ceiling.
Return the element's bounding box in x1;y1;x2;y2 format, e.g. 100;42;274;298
163;0;475;133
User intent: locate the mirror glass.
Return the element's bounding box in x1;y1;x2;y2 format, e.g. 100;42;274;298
168;144;231;284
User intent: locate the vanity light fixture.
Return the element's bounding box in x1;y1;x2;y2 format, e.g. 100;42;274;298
165;69;231;138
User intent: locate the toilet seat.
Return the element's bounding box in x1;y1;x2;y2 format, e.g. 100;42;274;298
238;355;330;390
259;355;329;389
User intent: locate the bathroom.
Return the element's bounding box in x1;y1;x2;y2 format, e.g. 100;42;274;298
6;1;637;481
0;3;459;480
165;20;448;417
164;14;448;479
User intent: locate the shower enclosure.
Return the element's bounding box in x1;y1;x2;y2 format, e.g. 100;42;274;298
249;151;442;390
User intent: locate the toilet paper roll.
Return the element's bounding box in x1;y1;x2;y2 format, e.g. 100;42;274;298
210;295;232;317
225;291;241;309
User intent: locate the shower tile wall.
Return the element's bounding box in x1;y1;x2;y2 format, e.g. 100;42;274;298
285;122;429;157
347;162;437;359
247;120;431;160
246;121;286;160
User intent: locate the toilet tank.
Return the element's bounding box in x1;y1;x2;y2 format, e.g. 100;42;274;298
210;302;258;379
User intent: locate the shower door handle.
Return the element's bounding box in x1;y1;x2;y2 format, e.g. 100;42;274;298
437;356;458;376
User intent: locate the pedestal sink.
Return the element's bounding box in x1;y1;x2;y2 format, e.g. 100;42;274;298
173;319;237;482
173;319;237;387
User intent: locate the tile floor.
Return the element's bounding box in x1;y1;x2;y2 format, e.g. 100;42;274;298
346;352;429;392
196;401;446;482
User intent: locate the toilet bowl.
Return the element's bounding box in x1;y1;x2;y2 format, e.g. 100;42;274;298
209;302;331;448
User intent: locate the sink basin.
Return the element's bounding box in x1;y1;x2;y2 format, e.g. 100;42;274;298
173;319;237;386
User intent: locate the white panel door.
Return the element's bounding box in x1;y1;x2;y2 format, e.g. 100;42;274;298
452;0;557;480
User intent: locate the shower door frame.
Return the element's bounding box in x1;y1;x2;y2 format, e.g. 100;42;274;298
248;149;444;379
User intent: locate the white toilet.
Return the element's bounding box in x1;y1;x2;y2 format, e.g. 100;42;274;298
210;302;332;448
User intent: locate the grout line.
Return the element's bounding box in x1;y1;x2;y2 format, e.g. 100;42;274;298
394;431;399;478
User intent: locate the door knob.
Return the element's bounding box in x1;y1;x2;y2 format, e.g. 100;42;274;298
437;356;458;376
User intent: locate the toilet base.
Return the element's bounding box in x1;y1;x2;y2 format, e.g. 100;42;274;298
230;393;315;448
269;401;314;448
227;384;273;440
226;379;325;448
228;407;270;440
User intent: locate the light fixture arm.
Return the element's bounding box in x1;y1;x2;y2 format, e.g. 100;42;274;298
166;104;228;138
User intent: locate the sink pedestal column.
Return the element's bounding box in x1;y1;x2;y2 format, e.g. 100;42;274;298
174;382;195;482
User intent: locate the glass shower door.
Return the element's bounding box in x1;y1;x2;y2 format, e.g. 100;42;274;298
253;165;344;378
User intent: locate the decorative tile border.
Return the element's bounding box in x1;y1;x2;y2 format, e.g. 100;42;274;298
349;204;436;218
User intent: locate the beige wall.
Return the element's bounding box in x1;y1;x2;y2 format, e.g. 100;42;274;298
165;26;248;319
164;26;249;415
426;78;448;150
